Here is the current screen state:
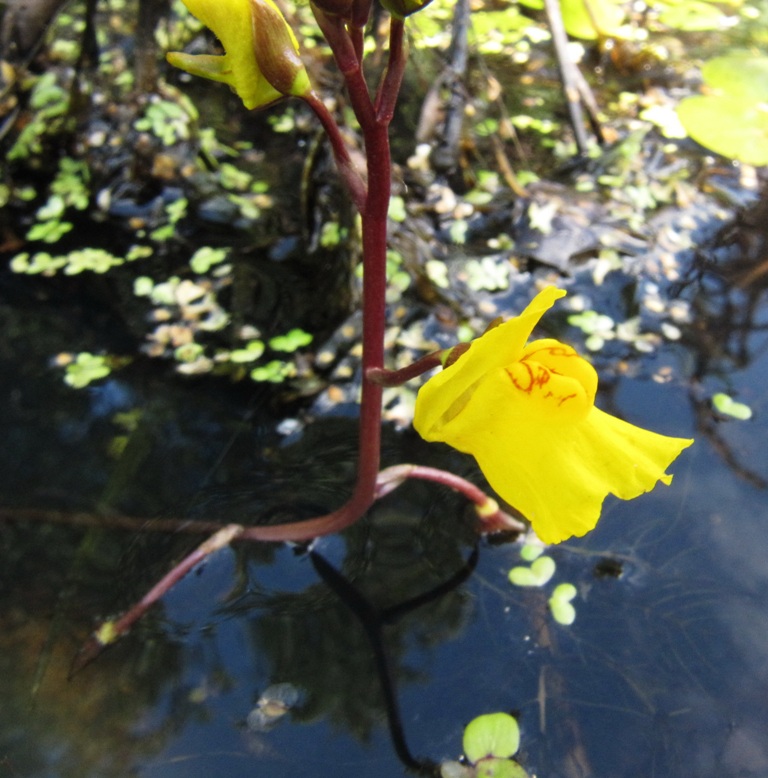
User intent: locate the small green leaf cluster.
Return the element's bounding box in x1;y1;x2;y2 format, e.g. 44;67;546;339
244;327;314;383
385;250;412;302
568;307;665;353
508;543;578;626
320;221;348;249
441;713;530;778
463;258;510;293
217;163;273;222
11;246;148;276
148;197;189;242
8;73;71;161
20;157;91;245
134;272;230;374
134;97;198;147
189;246;229;274
135;263;313;383
61;352;112;389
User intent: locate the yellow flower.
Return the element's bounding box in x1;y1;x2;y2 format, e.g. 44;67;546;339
167;0;310;110
413;286;693;544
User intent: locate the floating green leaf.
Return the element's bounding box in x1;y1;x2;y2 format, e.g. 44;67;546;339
712;392;753;420
560;0;626;39
464;258;509;292
677;54;768;166
250;360;296;383
64;353;111;388
134;98;195;145
174;343;205;363
657;0;734;31
190;246;229;274
12;248;126;276
548;583;578;625
320;221;346;248
269;329;313;352
476;759;531;778
425;259;450;289
229;340;266;363
519;543;545;562
26;219;73;243
568;310;615;351
463;713;520;764
508;555;556;587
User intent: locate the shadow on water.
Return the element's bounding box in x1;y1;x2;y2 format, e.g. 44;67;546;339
0;189;767;777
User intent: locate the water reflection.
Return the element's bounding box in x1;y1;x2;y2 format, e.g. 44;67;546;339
1;190;768;776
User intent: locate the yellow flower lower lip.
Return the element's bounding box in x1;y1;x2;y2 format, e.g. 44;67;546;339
413;286;694;544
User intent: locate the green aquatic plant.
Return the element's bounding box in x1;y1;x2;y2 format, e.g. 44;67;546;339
10;247;142;276
7;73;71;161
508;543;579;624
712;392;753;421
677;53;768;166
250;359;297;382
548;582;578;625
149;196;189;241
508;554;556;587
269;329;313;352
134;97;198;146
441;713;530;778
19;157;91;245
568;309;615;351
228;339;266;363
189;246;229;274
62;352;112;388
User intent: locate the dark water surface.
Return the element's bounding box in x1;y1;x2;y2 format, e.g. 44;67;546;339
1;204;767;778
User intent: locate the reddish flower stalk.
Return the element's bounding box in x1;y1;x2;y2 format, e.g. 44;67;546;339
303;91;367;211
238;13;403;542
375;465;527;533
374;18;407;124
70;525;244;674
366;350;444;386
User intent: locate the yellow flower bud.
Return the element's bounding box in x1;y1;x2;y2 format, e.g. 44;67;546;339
414;287;693;544
167;0;310;110
250;0;311;97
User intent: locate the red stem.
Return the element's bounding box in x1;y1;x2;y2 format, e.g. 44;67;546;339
304;91;367;211
374;18;407;124
375;465;527;533
366;350;443;386
70;525;243;674
310;4;375;127
240;19;400;543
